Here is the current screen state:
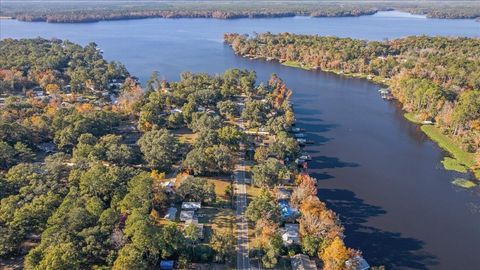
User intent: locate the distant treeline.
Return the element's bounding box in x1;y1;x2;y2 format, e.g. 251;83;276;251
224;33;480;154
7;8;380;23
2;1;479;23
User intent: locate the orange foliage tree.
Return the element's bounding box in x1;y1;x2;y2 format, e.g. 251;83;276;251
320;236;355;270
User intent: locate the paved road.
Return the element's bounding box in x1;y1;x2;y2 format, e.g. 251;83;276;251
235;154;251;270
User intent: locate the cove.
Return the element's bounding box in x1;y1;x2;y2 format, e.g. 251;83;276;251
1;11;480;269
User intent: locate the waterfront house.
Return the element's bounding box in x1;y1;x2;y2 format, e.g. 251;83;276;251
281;223;300;245
346;256;370;270
291;254;316;270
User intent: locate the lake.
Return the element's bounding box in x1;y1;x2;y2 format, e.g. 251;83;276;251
1;11;480;269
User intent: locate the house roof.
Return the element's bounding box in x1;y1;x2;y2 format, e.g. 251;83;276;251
291;254;316;270
179;210;195;222
282;224;300;245
276;188;291;200
164;207;177;220
160;260;174;270
346;256;370;270
181;202;201;210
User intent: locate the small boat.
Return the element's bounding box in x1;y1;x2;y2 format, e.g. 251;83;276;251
290;127;305;133
381;93;394;100
295;158;306;165
306;140;315;144
378;88;390;94
296;138;307;145
294;133;306;138
299;155;311;161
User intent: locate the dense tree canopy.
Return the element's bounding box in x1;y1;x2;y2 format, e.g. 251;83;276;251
138;128;179;171
0;38;128;94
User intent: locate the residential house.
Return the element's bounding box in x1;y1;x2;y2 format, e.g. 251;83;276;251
291;254;316;270
346;256;370;270
164;207;177;221
181;202;201;210
282;223;300;245
179;210;195;222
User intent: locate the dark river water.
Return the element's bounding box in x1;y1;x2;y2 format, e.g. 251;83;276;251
1;11;480;269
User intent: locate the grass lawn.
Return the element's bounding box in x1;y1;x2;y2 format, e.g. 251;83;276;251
173;127;197;144
421;125;479;179
281;61;312;70
441;157;468;173
197;206;235;240
452;178;478;189
247;184;262;199
404;112;423;124
206;177;234;206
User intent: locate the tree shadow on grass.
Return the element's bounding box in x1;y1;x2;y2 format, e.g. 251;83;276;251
318;188;438;269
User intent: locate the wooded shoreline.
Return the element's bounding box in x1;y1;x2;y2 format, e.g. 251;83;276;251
224;33;480;182
2;1;480;24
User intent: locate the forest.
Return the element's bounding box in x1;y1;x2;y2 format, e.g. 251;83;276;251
0;38;129;94
0;38;363;269
225;33;480;178
1;0;479;23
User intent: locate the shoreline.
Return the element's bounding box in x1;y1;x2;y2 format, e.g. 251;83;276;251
255;58;479;182
2;9;479;24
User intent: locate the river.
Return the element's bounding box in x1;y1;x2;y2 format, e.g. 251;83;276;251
1;11;480;269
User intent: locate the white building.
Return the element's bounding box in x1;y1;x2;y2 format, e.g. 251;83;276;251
282;223;300;245
346;256;370;270
179;210;195;222
291;254;316;270
181;202;201;210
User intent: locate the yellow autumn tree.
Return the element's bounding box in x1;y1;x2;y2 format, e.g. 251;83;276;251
476;151;480;168
320;236;351;270
45;83;60;95
76;103;94;113
113;77;143;115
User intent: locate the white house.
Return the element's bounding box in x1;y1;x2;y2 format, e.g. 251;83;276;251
181;202;201;210
282;223;300;245
179;210;195;222
346;256;370;270
291;254;316;270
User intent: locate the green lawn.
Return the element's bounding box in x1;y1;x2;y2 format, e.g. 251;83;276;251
207;178;234;206
281;61;312;70
173;127;197;144
452;178;478;189
404;112;423;124
197;206;235;240
421;125;479;179
441;157;468;173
